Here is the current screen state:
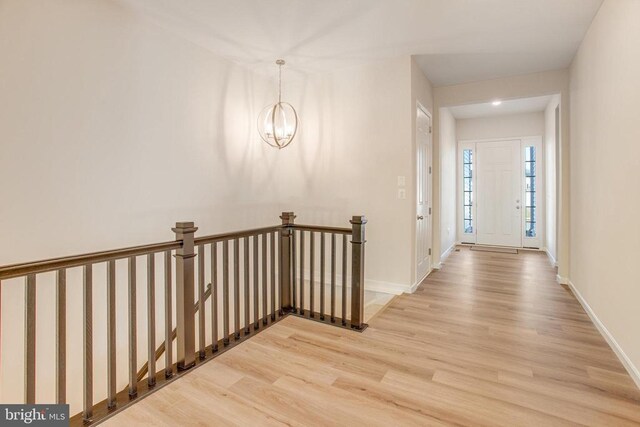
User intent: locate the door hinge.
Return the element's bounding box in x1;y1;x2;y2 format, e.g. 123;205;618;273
428;248;432;256
429;126;432;133
429;207;431;215
429;166;432;174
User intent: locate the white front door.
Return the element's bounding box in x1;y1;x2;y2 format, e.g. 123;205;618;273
476;140;522;247
416;107;432;280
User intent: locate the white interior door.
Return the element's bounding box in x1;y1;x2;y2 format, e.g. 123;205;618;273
416;107;431;280
476;140;522;247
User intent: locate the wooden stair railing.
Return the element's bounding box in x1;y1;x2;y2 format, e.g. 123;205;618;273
0;212;367;426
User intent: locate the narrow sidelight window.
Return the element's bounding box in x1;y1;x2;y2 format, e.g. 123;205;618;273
524;146;536;237
463;148;473;233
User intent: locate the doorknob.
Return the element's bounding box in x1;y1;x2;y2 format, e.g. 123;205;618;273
417;215;424;220
516;206;520;210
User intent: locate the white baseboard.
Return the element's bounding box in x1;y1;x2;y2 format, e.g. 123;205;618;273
410;264;440;294
543;247;558;267
298;269;412;296
409;280;421;294
437;242;457;268
556;274;569;285
365;278;413;295
568;280;640;389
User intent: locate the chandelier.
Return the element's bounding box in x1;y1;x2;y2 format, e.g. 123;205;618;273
258;59;298;149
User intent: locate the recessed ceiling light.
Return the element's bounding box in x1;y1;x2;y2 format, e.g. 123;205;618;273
492;100;502;106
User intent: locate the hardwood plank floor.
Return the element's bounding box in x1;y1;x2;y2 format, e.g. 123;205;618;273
105;247;640;426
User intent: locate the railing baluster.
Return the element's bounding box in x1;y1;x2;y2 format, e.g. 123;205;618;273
299;230;305;314
342;234;347;325
292;230;297;311
320;232;326;319
331;234;336;322
107;262;116;406
234;239;240;339
253;234;259;329
56;269;67;404
211;243;218;352
270;231;276;320
243;236;250;333
310;232;315;317
262;233;268;325
128;256;137;396
83;264;93;420
24;274;36;404
197;245;205;358
164;250;173;377
223;240;229;344
147;254;157;385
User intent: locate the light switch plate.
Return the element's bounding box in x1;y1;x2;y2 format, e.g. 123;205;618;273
398;188;406;199
397;176;406;186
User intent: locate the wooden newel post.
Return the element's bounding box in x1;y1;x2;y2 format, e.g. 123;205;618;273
350;215;367;330
280;212;295;313
173;221;198;370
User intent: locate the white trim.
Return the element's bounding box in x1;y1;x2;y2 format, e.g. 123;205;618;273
367;278;414;295
457;142;477;244
410;267;435;293
521;137;544;249
567;280;640;389
409;280;421;294
556;275;569;285
457;136;545;249
458;135;545;144
415;102;433;282
299;269;414;296
435;242;457;269
543;247;558;267
459;243;543;254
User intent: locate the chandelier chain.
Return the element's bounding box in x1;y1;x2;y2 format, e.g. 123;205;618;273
278;62;282;103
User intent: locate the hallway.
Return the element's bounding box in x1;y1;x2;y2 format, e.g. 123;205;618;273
106;247;640;426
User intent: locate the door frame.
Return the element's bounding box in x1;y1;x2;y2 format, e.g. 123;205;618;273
457;136;544;248
415;102;433;283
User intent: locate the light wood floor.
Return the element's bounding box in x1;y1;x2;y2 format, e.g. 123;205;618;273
106;247;640;426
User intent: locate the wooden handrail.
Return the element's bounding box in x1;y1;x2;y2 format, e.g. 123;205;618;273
0;223;348;281
0;240;182;280
194;225;283;245
291;224;351;234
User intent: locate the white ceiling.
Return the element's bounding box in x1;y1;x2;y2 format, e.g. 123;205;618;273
448;95;554;119
120;0;603;86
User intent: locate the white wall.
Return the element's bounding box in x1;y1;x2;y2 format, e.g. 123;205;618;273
0;0;277;413
544;95;560;264
438;108;457;259
433;69;570;278
0;1;280;263
281;56;420;291
569;0;640;384
456;112;545;141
